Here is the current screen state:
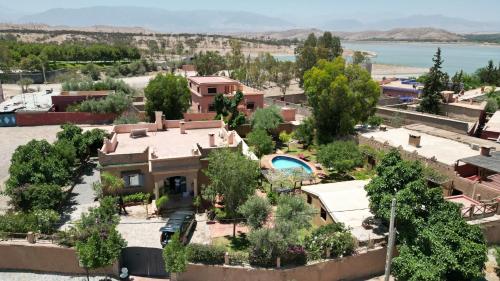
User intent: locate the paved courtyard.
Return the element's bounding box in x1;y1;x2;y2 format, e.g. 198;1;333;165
60;162;100;230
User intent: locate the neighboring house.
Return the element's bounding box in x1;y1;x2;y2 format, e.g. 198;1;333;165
359;126;500;200
187;76;264;115
301;180;385;244
381;79;423;99
51;90;112;112
98;111;253;199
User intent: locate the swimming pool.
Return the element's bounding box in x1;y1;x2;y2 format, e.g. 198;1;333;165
271;156;313;174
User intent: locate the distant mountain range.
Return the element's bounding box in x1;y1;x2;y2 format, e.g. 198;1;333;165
9;6;291;33
235;28;465;42
322;15;500;33
1;6;500;34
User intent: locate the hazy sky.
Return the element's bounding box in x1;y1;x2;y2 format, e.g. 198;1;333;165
3;0;500;22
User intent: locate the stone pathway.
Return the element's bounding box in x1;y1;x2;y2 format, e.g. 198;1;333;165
59;163;100;230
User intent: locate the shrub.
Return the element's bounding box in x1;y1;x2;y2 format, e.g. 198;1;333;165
367;115;384;127
114;112;140;125
304;223;355;261
156;195;169;211
248;228;287;267
238;195;271;229
267;191;278;205
186;244;226;265
317;141;363;174
72;93;132;114
214;208;227;221
0;209;60;234
8;184;65;212
228;251;249;266
123;193;150;204
281;245;307;266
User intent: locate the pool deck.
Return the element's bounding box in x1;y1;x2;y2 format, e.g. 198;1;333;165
261;153;319;175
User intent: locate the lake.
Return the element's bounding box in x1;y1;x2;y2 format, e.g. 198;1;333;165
277;42;500;75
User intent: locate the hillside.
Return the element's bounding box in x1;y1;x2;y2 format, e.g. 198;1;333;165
236;27;465;42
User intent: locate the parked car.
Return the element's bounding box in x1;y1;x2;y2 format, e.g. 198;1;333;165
160;210;196;247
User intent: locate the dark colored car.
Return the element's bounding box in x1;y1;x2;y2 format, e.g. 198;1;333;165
160;210;196;247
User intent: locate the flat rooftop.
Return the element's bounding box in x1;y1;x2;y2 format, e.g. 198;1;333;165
483;111;500;134
445;195;480;209
362;127;479;166
405;124;500;151
302;180;385;242
110;127;229;159
188;76;238;85
302;180;372;229
0;91;58;113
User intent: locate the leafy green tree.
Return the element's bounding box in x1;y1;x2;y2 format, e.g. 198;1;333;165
17;78;33;93
352;51;369;65
304;58;380;143
278;131;292;151
162;232;187;277
194;51;226;76
304;223;354;261
317;141;363;175
213;91;246;129
418;48;446;114
274;61;294;98
144;73;191;120
74;196;126;281
76;228;126;281
247;129;274;159
7;139;74;189
227;40;246;80
295;32;343;86
294;117;315;148
476;60;499;85
7;184;64;212
238;195;272;229
248;228;287;267
275;195;314;244
202;149;260;237
250;106;283;134
367;115;384;127
366;150;487;280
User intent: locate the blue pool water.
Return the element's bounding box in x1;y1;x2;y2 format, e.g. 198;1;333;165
271;156;313;174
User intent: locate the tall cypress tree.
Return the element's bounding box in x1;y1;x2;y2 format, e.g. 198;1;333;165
419;48;446;114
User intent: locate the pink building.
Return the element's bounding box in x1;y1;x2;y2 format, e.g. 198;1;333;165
187;76;264;115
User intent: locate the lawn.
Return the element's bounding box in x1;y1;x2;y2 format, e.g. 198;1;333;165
212;233;250;253
283;142;318;163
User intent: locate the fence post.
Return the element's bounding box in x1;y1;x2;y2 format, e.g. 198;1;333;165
225;252;229;265
276;257;281;269
469;204;475;218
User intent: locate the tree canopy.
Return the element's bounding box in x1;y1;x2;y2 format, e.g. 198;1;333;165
295;32;343;86
250;106;283;134
238;195;272;230
304;58;380;143
144;73;191;120
246;129;274;159
365;150;487;280
317;141;363;175
418;48;447;114
194;51;226;76
202;149;260;236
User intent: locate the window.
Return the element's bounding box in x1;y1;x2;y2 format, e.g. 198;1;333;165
197;87;200;93
320;207;327;221
208;87;217;94
189;82;192;88
208;103;216;112
246;102;255;110
307;195;312;204
121;171;144;188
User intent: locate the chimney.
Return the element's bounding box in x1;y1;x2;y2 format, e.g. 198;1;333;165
180;121;186;134
408;134;421;148
228;131;235;145
480;146;491;157
209;133;216;147
155;111;163;130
